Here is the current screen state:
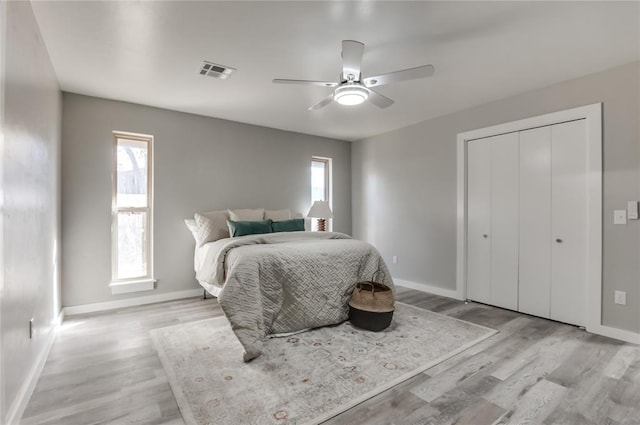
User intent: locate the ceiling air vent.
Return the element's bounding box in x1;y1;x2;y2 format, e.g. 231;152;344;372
199;61;236;79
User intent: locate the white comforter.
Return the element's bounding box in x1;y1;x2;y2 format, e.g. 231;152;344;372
196;232;393;361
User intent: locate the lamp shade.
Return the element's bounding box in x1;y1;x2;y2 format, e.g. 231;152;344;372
307;201;334;219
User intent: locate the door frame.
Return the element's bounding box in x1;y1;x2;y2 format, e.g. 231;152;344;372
0;0;7;420
456;103;602;331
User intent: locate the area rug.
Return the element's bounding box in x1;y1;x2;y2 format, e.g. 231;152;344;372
150;302;497;425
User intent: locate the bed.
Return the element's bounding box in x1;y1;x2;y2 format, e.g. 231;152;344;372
185;209;394;361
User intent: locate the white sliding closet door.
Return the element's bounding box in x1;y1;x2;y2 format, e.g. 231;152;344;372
467;140;492;304
467;133;519;309
490;133;519;310
551;119;588;326
462;105;599;329
519;126;552;318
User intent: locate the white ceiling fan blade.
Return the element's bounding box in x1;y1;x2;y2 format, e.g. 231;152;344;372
364;65;435;88
341;40;364;80
308;94;334;111
272;79;339;88
367;89;394;108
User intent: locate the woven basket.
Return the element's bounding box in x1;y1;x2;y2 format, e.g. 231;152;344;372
349;271;394;331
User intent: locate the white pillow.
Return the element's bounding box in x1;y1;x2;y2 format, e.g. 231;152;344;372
194;210;230;246
265;209;291;221
184;219;199;242
228;208;264;222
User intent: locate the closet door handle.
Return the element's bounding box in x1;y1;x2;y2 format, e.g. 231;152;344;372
483;234;488;238
555;238;563;243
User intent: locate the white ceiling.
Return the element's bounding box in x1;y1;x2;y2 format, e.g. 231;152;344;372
31;1;639;141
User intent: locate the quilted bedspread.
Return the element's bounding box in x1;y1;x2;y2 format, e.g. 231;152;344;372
198;232;393;361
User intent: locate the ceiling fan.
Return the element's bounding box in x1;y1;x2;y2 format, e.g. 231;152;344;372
273;40;435;110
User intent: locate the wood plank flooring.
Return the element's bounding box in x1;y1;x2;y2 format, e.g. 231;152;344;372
21;288;640;425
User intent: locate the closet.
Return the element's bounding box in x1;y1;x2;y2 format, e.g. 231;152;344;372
466;119;588;327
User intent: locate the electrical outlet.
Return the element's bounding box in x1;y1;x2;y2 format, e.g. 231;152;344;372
614;291;627;305
392;256;398;264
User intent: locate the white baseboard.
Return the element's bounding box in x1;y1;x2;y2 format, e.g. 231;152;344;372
394;278;463;300
5;309;63;425
63;288;204;316
394;280;640;346
588;323;640;345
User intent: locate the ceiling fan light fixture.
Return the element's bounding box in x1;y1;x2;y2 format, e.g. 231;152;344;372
334;85;369;106
273;40;434;110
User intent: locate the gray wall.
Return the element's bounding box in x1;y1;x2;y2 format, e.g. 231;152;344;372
1;1;62;422
352;61;640;333
61;93;351;307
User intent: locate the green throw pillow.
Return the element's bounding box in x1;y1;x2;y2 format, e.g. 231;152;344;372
271;218;305;233
227;219;273;237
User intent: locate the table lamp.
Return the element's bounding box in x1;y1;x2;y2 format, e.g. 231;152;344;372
307;201;333;231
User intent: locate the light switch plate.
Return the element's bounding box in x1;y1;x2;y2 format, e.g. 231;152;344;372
614;290;626;305
627;201;638;220
614;210;627;225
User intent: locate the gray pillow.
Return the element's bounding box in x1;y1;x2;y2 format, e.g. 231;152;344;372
194;210;230;246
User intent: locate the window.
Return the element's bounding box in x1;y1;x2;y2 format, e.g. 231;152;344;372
311;157;332;229
111;132;153;289
311;158;330;203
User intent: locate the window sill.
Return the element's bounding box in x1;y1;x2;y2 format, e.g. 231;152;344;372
109;279;156;295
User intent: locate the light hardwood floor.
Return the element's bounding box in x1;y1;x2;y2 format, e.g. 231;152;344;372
22;287;640;425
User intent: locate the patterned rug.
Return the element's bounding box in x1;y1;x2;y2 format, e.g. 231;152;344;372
151;302;497;425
